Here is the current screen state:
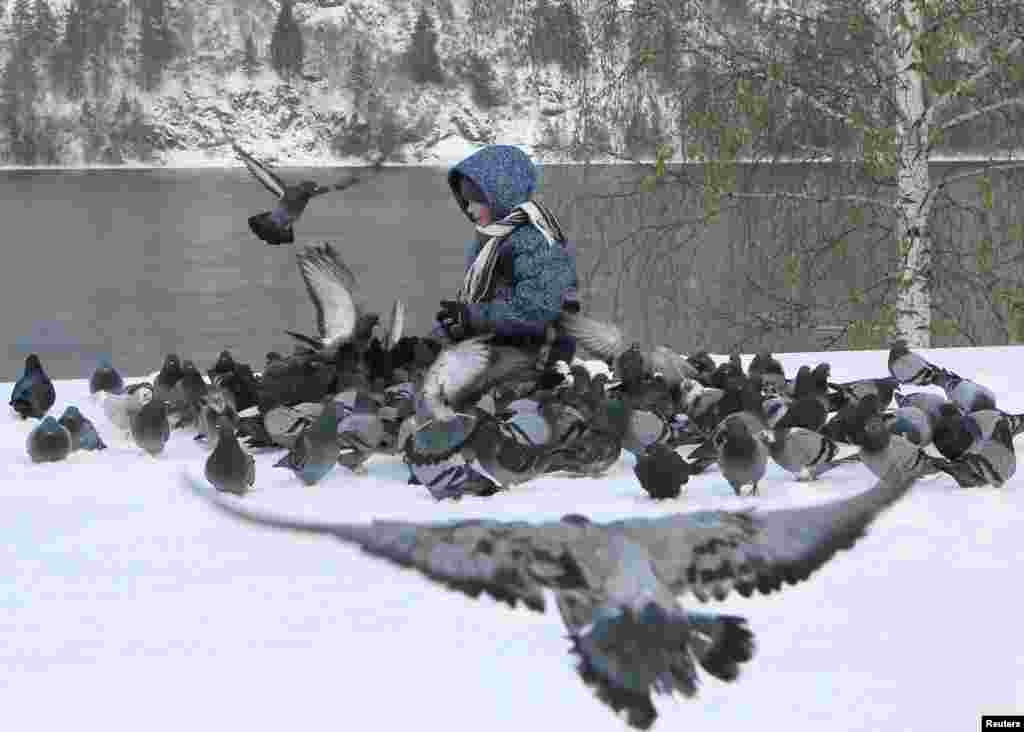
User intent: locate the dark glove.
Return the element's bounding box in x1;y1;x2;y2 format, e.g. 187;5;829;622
436;300;472;341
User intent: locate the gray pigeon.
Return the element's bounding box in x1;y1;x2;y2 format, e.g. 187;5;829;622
205;417;256;496
184;465;917;731
130;398;171;456
195;388;239;450
168;360;209;429
858;415;950;481
285;241;403;364
940;414;1017;488
26;416;72;463
58;406;107;451
769;427;842;480
274;396;342;485
100;383;154;436
883;405;933;447
713;413;770;496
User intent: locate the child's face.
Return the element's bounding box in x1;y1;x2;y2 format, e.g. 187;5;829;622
469;202;492;226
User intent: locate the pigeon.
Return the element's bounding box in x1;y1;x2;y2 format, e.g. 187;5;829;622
257;351;339;413
747;350;787;393
883;405;933;447
167;360;209;428
285;241;403;368
234;143;384;246
857;414;951;481
89;360;124;396
206;349;237;384
185;464;917;731
99;383;154;436
58;406;107;451
210;361;261;414
130;397;171;456
205;417;255;496
933;405;1009;462
887;340;939;386
893;390;948;426
196;389;239;450
416;336;538;421
887;341;997;411
26;416;72;463
274;396;343;485
10;354;56;419
769;427;844;480
713;416;770;496
633;443;690;500
827;376;899;412
941;416;1017;488
153;354;184;403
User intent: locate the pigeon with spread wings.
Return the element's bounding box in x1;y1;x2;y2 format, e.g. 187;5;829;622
285;241;404;362
233;143;384;246
185;465;916;730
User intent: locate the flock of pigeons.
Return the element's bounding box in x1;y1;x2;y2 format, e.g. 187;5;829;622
8;146;1021;729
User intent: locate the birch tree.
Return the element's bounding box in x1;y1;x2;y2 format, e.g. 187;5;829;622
602;0;1024;348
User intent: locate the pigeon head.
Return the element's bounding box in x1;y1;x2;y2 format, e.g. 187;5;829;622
266;351;283;364
25;353;43;371
134;385;155;405
214;350;236;371
163;354;181;370
297;181;325;198
39;415;61;431
685;351;715;376
860;415;891;451
61;406;83;421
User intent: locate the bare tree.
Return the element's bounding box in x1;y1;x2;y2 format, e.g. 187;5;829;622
571;0;1024;350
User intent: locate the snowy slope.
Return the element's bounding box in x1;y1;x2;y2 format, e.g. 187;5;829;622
2;346;1022;729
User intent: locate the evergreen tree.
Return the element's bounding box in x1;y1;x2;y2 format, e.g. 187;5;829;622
555;0;588;75
138;0;176;91
270;0;304;80
347;40;372;108
466;52;503;109
242;33;260;78
528;0;558;66
405;8;444;84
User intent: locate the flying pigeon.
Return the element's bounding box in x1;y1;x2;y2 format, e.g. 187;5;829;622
234;143;384;246
10;353;56;419
285;241;403;366
184;464;917;730
26;416;73;463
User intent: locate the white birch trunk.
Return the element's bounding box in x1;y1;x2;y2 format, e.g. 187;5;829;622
891;0;933;347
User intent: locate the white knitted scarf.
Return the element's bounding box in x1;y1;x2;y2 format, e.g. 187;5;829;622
458;200;566;305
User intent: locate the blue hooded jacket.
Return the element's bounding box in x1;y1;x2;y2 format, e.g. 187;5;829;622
447;145;579;350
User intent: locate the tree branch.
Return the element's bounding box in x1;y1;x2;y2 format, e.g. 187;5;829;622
722;189;897;209
933;160;1024;191
929;36;1024;118
939;95;1024;132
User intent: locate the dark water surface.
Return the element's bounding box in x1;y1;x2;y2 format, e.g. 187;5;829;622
0;166;479;380
0;161;1016;380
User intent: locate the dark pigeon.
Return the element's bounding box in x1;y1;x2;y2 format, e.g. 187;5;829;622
130;398;171;456
713;415;769;496
10;354;56;419
633;444;690;500
205;417;255;496
58;406;107;451
234;143;384;246
89;361;125;396
26;416;72;463
153;354;183;403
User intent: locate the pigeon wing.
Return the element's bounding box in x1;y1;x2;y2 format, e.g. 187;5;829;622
184;471;587;612
296;241;359;348
233;143;287;198
615;466;916;602
385;299;406;351
560;313;630;362
649;346;699;386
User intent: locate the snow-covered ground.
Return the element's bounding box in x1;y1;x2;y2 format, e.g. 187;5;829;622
3;346;1022;730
